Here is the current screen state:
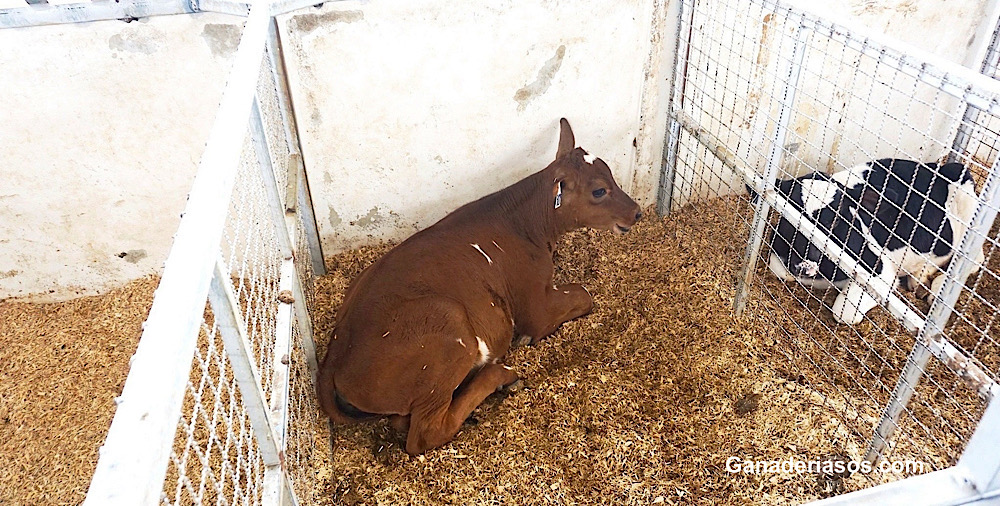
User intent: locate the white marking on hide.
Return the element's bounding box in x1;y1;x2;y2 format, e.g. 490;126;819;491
470;243;493;264
799;179;839;216
476;336;490;365
583;153;596;164
492;240;504;252
830;165;867;189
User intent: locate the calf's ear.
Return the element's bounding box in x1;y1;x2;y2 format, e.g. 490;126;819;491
557;118;575;159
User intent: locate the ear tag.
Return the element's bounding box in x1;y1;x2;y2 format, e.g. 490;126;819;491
554;181;563;209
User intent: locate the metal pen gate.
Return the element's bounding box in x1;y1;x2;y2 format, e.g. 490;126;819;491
78;1;329;504
659;0;1000;503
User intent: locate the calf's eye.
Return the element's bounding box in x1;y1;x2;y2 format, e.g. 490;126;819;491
592;188;607;198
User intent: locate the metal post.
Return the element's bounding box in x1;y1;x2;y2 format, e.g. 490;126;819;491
262;258;297;505
208;259;282;466
957;395;1000;496
267;18;327;276
734;24;810;316
657;0;695;216
947;13;1000;164
250;96;294;259
868;159;1000;463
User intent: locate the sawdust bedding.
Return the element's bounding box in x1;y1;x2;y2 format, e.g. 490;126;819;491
0;275;158;505
1;195;992;505
308;194;987;505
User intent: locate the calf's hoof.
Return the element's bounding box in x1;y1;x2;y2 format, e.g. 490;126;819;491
501;379;524;393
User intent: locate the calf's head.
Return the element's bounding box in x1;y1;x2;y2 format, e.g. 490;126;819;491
550;118;642;234
768;175;874;283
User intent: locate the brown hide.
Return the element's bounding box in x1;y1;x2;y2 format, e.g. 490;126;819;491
317;119;641;454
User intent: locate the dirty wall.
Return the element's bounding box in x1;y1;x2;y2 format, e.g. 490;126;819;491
1;0;995;298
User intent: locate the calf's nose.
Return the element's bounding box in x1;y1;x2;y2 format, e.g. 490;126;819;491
635;210;643;221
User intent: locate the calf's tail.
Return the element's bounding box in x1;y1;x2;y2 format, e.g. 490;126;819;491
316;367;377;425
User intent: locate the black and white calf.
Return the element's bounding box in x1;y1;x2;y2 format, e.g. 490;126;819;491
762;158;983;325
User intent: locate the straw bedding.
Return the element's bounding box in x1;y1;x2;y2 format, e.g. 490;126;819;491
3;195;993;505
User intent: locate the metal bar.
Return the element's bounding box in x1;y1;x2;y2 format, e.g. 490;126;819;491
290;264;318;377
774;0;1000;116
805;466;980;506
285;153;301;213
268;18;327;276
271;258;295;444
262;465;287;506
658;7;688;216
262;258;296;505
197;0;252;16
958;395;1000;495
83;1;270;503
250;96;294;258
268;0;328;17
208;259;282;466
279;165;318;379
252;78;318;377
866;344;932;463
0;0;195;29
659;119;681;216
947;11;1000;164
657;0;695;216
734;24;809;316
869;157;1000;461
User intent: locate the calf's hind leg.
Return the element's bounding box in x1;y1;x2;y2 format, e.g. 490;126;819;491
405;363;519;455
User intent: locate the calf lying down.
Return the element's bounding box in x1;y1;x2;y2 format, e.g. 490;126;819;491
764;158;983;325
317;119;642;454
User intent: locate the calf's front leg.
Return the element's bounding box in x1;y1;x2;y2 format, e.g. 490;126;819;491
518;283;594;344
832;260;898;325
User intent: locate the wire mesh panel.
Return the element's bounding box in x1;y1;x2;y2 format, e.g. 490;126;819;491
162;314;267;505
661;0;1000;496
85;2;324;504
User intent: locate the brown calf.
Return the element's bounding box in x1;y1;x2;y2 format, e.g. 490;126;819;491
317;119;642;454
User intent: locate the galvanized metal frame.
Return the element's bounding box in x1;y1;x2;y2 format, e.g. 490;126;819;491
266;17;327;276
733;23;808;316
657;0;695;217
83;0;321;502
0;0;343;29
82;2;270;503
662;0;1000;503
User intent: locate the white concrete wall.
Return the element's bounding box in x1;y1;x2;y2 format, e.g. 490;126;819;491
277;0;670;254
2;0;996;298
0;13;243;300
670;0;1000;208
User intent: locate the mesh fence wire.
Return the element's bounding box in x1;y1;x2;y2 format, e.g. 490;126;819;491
664;0;1000;489
157;42;323;505
162;313;267;506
